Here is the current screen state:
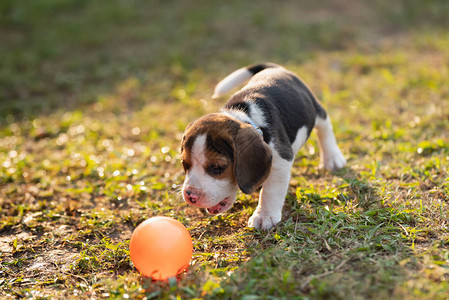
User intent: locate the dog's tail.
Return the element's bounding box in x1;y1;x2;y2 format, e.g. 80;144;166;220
212;63;279;98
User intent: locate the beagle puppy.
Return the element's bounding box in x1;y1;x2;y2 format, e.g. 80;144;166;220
181;63;346;230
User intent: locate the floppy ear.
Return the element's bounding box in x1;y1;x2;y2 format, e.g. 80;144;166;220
233;125;272;194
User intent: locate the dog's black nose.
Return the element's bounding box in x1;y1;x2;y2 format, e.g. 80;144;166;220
185;190;196;203
184;188;199;204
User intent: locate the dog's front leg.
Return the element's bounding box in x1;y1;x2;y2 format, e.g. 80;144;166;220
248;154;293;230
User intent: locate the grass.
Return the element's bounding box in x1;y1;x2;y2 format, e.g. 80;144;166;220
1;0;449;299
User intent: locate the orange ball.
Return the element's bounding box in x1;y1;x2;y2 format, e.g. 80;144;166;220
129;216;193;280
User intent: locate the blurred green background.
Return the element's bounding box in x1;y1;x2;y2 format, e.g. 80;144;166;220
1;0;448;120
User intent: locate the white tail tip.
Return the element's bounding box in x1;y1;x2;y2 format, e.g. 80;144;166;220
212;68;254;98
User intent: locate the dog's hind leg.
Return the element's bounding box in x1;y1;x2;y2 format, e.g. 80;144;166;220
315;115;346;171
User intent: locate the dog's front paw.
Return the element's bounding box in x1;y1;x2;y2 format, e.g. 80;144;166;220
248;210;281;230
322;146;346;171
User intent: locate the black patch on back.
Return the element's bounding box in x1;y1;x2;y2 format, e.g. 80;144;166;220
223;66;327;161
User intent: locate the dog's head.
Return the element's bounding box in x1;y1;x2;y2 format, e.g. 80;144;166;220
180;113;272;214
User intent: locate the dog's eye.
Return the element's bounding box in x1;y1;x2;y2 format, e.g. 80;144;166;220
206;164;225;176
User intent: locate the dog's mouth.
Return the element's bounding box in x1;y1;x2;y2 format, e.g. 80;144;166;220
206;197;233;215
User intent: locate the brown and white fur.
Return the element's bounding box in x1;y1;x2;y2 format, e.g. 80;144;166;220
181;63;346;230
